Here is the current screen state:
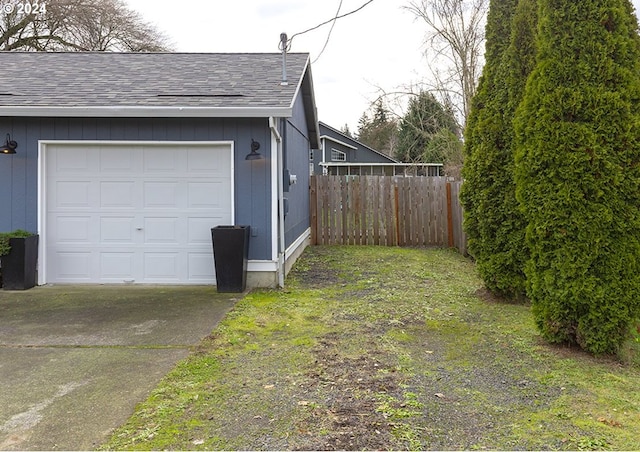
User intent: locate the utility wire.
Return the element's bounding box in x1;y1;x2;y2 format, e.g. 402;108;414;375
312;0;343;64
282;0;375;52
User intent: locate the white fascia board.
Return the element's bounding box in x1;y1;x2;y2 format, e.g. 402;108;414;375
321;135;358;150
289;55;309;111
0;106;293;118
290;56;321;145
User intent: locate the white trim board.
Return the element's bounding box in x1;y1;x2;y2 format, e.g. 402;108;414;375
2;106;292;118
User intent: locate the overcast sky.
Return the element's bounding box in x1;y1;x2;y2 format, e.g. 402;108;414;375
125;0;640;133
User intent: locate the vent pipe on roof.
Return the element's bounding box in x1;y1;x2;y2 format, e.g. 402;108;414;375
280;33;289;86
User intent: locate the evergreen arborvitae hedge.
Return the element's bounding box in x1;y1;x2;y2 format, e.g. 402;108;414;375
514;0;640;354
460;0;523;298
504;0;538;116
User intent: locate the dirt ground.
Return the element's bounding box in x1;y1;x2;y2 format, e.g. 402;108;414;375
270;249;561;450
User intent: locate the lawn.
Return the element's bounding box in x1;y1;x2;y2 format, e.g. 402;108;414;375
102;246;640;451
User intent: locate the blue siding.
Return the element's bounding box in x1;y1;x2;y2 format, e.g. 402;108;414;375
283;94;312;247
0;117;273;261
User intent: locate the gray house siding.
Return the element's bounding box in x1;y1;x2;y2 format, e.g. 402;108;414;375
283;93;311;248
0;116;274;261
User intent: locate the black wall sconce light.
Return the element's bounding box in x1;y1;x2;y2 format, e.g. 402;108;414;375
245;139;264;160
1;134;17;155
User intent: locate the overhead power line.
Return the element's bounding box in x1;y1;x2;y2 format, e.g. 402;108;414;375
313;0;344;64
281;0;375;53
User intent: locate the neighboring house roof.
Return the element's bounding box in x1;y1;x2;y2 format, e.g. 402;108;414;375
319;121;399;163
0;52;319;147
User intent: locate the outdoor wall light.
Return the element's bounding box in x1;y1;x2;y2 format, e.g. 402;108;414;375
1;134;17;154
245;139;264;160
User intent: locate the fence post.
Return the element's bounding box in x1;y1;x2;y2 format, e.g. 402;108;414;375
394;182;400;246
446;181;454;248
310;175;318;245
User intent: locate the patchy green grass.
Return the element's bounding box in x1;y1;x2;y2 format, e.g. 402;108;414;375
102;246;640;451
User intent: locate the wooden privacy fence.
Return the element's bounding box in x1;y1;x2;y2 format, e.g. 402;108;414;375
310;175;467;254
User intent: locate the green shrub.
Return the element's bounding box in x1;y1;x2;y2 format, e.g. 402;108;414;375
0;229;34;256
514;0;640;354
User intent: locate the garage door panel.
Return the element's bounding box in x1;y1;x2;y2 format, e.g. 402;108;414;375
55;147;91;172
100;182;137;208
143;147;179;172
100;252;135;279
188;217;221;244
54;216;92;243
54;252;93;280
144;182;181;208
143;252;181;280
100;217;136;243
188;253;215;281
144;217;179;244
55;181;92;208
45;143;232;284
187;147;230;174
100;147;138;172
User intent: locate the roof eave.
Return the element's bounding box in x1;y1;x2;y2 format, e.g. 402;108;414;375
0;106;294;118
319;121;400;163
291;56;320;149
320;135;358;150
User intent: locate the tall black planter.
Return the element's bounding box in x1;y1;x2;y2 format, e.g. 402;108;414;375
211;226;250;293
1;235;39;290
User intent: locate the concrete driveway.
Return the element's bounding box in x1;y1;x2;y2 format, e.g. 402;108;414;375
0;285;238;450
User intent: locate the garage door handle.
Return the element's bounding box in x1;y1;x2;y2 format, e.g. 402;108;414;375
136;227;143;231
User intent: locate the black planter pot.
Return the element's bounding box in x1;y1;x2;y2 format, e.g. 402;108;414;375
211;226;250;293
1;235;39;290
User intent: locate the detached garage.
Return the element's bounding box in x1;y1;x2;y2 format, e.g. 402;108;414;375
0;52;319;288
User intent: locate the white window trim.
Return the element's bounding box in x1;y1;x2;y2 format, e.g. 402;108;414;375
331;148;346;162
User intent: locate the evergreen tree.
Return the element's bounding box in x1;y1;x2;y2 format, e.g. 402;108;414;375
357;100;398;155
514;0;640;354
460;0;523;298
504;0;539;117
340;124;353;138
373;100;389;125
395;91;459;163
357;112;371;145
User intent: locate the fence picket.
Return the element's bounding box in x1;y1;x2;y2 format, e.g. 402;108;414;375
310;175;466;253
371;177;380;245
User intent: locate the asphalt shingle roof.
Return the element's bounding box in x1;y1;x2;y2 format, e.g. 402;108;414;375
0;52;310;109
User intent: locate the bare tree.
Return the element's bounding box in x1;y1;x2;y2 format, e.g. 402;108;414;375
406;0;488;127
0;0;172;51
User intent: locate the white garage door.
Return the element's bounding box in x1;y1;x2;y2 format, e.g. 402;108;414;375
43;142;233;284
